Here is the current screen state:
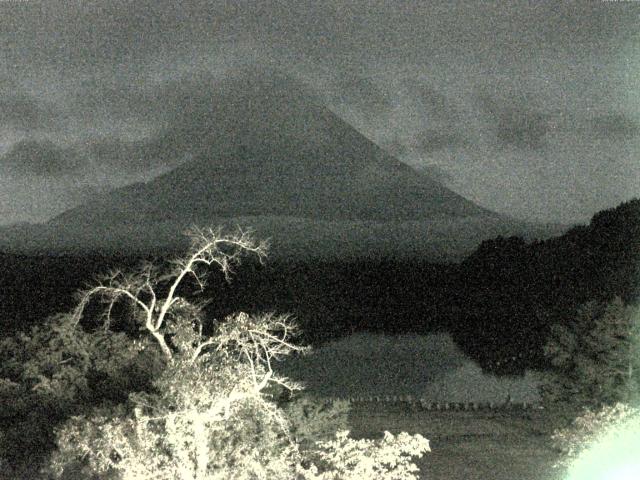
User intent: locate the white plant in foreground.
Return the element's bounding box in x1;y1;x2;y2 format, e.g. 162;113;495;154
299;430;430;480
551;402;640;471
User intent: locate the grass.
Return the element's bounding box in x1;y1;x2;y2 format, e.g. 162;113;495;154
278;332;562;479
278;332;542;403
347;404;566;480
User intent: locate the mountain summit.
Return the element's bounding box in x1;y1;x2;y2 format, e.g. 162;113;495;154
0;68;536;258
51;68;491;228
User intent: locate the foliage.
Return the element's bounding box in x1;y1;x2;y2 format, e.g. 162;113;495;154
47;346;302;480
299;430;430;480
540;297;640;416
282;395;351;451
0;312;160;477
551;402;640;471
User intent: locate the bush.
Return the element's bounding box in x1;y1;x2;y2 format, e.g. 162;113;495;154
551;402;640;471
282;394;351;451
0;313;160;477
300;430;430;480
541;298;640;417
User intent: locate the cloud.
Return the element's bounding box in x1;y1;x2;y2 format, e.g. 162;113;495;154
0;1;636;226
591;113;639;140
329;74;395;115
0;1;633;76
0;78;57;131
81;66;327;172
417;129;464;153
477;94;552;150
0;94;42;130
404;80;461;123
1;139;82;177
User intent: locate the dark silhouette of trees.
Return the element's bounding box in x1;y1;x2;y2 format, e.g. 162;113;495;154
540;297;640;419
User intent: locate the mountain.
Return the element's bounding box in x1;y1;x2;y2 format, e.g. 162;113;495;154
51;69;489;225
0;68;561;258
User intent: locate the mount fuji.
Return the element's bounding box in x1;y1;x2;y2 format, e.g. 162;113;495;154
0;69;558;259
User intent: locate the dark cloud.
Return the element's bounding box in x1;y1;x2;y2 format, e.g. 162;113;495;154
0;93;42;130
83;66;325;171
70;78;150;124
330;75;394;114
1;139;82;177
0;78;56;131
417;129;464;153
591;113;639;140
478;94;552;150
405;81;460;122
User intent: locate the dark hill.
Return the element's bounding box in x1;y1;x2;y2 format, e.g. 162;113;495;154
448;198;640;374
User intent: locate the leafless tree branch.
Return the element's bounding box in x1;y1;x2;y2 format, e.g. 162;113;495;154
71;228;268;362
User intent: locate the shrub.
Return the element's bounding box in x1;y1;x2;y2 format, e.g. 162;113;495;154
299;430;430;480
0;313;160;477
282;394;351;451
551;402;640;471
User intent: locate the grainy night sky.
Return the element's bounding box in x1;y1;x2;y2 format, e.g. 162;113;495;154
0;0;638;225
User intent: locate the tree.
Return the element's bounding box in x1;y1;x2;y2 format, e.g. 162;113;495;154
541;297;640;418
71;226;269;362
0;311;162;479
45;227;430;479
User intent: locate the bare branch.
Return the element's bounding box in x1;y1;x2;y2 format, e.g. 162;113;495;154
152;227;266;334
190;336;217;362
71;227;269;364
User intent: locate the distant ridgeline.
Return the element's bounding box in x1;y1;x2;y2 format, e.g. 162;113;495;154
1;199;638;375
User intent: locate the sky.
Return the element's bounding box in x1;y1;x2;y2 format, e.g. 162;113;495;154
0;0;639;225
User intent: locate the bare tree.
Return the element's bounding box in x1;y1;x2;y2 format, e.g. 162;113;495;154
72;227;269;362
48;227;431;480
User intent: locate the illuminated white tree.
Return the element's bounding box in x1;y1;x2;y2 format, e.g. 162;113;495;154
48;227;430;480
52;227;309;479
73;226;269;362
